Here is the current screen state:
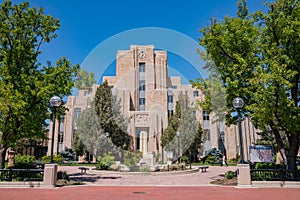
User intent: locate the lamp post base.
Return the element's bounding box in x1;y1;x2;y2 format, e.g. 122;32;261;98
237;164;251;186
43;164;58;188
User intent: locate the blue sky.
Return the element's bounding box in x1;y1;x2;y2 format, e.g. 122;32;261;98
6;0;268;84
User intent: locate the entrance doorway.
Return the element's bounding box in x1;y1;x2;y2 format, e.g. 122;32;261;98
135;128;149;153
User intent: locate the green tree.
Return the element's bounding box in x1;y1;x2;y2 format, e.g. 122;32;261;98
72;133;86;158
191;50;227;122
162;93;202;160
0;1;79;168
188;122;205;160
75;81;131;159
177;94;201;158
94;81;131;150
191;51;228;154
161;102;180;149
76;102;111;157
74;68;96;91
198;0;299;169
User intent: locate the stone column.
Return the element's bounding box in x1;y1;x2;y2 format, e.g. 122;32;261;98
43;164;58;188
237;164;252;186
140;131;148;155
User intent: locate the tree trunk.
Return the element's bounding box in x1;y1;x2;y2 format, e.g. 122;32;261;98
0;146;8;169
271;124;287;164
287;133;299;170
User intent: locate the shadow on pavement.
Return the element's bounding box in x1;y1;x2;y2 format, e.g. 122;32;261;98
68;173;122;183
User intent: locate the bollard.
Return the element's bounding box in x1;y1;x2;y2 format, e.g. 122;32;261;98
237;164;251;186
43;164;58;188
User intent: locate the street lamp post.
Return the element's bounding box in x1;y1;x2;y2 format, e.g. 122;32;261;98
232;97;245;164
176;131;180;164
189;150;192;170
49;96;61;163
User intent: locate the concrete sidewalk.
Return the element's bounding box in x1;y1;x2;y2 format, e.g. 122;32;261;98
58;165;237;186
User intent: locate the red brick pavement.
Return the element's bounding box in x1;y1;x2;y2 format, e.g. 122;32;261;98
0;186;299;200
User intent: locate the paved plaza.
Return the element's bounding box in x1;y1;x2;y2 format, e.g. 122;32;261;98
57;165;237;186
0;166;300;200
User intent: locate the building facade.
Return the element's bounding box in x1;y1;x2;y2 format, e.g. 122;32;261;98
48;45;259;161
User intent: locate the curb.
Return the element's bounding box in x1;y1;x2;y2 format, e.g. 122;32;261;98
0;181;43;188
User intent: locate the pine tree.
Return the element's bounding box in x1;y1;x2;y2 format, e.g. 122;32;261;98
94;81;131;150
161;93;204;160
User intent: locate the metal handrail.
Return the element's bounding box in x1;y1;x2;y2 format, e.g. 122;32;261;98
0;168;44;182
250;169;300;181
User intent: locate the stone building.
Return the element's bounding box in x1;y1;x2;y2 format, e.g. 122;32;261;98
48;45;259;161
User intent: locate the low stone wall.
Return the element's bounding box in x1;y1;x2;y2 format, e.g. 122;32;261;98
252;181;300;188
0;181;43;188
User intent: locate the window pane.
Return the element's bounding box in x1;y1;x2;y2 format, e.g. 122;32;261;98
193;91;199;97
74;108;81;120
167;95;173;103
139;63;145;72
74;108;81;130
203;110;210;120
139;98;145;105
168;110;174;117
139;80;145;91
84;90;90;96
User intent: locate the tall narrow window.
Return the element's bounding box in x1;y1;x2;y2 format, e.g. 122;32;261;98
167;95;173;103
74;108;81;120
112;87;118;102
168;110;174;117
203;110;210;120
58;116;65;153
205;130;211;141
139;63;145;72
139;98;145;111
74;108;81;130
203;110;210;130
139;98;145;105
167;90;174;118
193;91;199;97
59;116;65;133
139;80;145;91
84;90;90;96
139;63;146;111
58;133;64;152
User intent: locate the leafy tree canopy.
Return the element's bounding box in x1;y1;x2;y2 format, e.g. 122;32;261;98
74;68;96;91
196;0;299;169
0;0;79;168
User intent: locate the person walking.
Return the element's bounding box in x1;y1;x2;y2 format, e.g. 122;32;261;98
221;154;228;167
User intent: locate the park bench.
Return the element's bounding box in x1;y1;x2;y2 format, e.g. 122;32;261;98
199;166;209;173
78;167;89;174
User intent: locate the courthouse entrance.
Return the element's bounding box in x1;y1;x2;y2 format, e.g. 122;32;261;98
135;128;149;154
